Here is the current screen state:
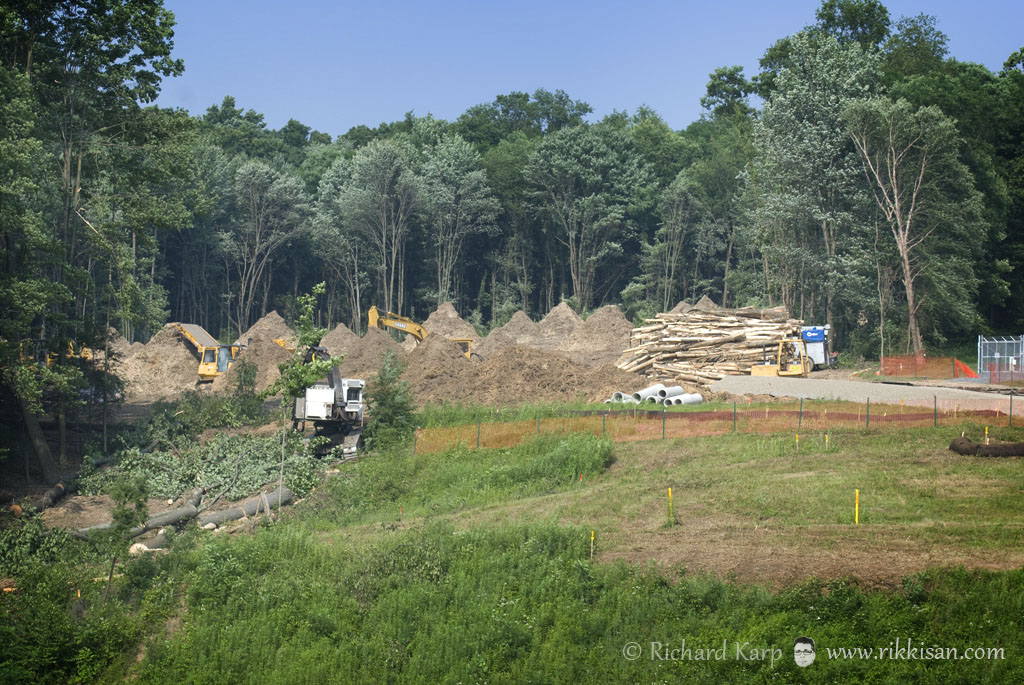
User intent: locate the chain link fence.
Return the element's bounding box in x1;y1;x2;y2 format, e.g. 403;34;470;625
413;396;1017;454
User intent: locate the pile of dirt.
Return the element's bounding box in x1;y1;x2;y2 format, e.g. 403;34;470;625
692;294;720;312
401;336;474;403
116;324;202;401
320;322;359;357
562;304;635;365
211;311;297;394
422;302;478;341
533;302;583;349
336;327;404;379
234;310;295;348
668;300;692;315
421;345;645;406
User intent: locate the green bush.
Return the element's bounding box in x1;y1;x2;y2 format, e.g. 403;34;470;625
363;349;415;451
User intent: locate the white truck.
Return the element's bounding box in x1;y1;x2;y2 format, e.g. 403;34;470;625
292;346;365;455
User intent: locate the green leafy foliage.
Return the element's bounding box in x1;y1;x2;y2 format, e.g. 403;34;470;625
78;431;321;499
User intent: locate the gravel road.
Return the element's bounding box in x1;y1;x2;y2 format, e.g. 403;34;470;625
712;375;1011;411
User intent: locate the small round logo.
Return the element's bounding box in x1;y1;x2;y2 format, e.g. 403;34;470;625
623;642;642;660
794;636;816;667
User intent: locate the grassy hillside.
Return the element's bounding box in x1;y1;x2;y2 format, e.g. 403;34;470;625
3;426;1023;682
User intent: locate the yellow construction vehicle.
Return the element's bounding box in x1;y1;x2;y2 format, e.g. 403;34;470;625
19;341;93;368
367;306;474;358
172;323;245;381
750;339;811;377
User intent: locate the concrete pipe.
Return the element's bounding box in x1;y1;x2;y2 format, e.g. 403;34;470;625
658;385;685;399
631;383;666;403
679;393;703;405
645;396;660;404
612;392;626;402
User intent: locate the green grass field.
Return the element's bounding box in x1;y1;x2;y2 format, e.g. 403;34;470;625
3;422;1023;682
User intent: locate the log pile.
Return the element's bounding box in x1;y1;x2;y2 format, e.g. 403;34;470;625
616;306;803;386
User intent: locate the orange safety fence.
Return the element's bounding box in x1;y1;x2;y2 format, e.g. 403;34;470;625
413;396;1016;455
880;355;977;378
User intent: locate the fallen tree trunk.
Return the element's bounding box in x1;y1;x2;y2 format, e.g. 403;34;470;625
197;486;292;527
949;437;1024;457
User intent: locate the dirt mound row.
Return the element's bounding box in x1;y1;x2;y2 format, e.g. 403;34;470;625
403;345;644;406
212;312;297;394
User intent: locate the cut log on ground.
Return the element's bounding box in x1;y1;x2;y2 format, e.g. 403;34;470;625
949;437;1024;457
197;486;293;527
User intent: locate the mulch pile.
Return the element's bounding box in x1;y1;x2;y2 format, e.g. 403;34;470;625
213;311;296;394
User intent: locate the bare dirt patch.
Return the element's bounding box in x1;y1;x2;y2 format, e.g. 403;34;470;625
320;322;359;357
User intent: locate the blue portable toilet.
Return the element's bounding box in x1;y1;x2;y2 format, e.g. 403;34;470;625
800;325;830;370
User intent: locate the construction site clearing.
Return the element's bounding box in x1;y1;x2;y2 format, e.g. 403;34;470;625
109;299;1011;409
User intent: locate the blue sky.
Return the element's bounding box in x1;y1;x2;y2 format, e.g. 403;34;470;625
154;0;1023;137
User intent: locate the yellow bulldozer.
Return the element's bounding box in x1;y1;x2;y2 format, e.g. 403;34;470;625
171;323;246;382
749;339;811;378
366;306;474;358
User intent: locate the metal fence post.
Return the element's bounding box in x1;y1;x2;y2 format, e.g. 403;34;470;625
537;416;540;436
602;411;606;434
476;420;481;448
798;398;803;429
866;398;870;429
933;396;937;428
662;406;666;440
413;431;417;454
1011;392;1014;428
733;402;737;433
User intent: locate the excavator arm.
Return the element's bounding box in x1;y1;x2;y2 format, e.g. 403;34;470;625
367;306;428;342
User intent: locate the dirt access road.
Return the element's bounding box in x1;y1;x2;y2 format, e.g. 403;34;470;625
712;375;1012;411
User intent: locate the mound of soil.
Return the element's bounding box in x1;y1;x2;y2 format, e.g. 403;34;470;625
320;322;359;357
462;348;638;405
234;310;295;347
117;324;202;401
336;327;404;379
668;300;692;315
692;294;720;312
213;338;292;395
563;304;634;365
533;302;583;349
422;302;479;341
401;336;473;403
211;311;298;394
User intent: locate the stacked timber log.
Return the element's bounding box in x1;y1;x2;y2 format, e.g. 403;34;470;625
616;306;802;386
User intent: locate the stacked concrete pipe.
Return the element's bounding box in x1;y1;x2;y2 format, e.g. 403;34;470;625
631;383;666;403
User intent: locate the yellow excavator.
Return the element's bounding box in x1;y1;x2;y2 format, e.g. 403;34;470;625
172;323;246;382
750;339;811;377
366;306;474;358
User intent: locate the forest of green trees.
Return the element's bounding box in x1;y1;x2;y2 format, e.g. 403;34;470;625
2;0;1023;416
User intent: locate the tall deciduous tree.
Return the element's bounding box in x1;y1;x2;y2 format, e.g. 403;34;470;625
225;161;308;336
422;134;499;306
844;97;983;354
338;139;421;314
750;31;881;334
525;125;653;310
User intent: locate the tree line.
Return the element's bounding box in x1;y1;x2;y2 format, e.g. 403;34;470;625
2;0;1024;426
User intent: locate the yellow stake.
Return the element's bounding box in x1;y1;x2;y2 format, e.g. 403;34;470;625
985;426;990;445
825;433;829;448
590;530;595;560
796;433;799;447
668;487;674;524
855;489;860;525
